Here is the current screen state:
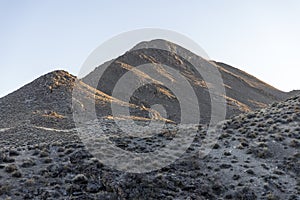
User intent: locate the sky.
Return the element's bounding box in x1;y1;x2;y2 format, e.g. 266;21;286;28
0;0;300;97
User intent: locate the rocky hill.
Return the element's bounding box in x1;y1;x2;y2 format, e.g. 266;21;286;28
83;39;289;123
0;70;163;132
0;40;291;130
0;70;76;130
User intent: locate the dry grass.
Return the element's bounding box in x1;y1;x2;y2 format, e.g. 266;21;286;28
116;61;162;85
248;99;268;109
223;95;251;112
156;86;175;99
105;114;174;123
42;111;66;119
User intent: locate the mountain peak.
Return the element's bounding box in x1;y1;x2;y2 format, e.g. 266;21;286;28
131;39;210;61
131;39;178;52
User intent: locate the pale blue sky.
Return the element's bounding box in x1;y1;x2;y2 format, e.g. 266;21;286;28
1;0;299;97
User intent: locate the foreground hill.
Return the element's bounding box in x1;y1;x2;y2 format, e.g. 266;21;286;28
0;94;299;199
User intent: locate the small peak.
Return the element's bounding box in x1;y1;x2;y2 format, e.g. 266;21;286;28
42;70;76;82
47;70;76;87
45;70;75;78
31;70;77;93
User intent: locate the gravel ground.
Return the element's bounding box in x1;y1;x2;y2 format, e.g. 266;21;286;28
0;95;299;199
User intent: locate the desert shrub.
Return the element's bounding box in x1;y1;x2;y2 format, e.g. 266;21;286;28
0;183;11;195
290;139;300;148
